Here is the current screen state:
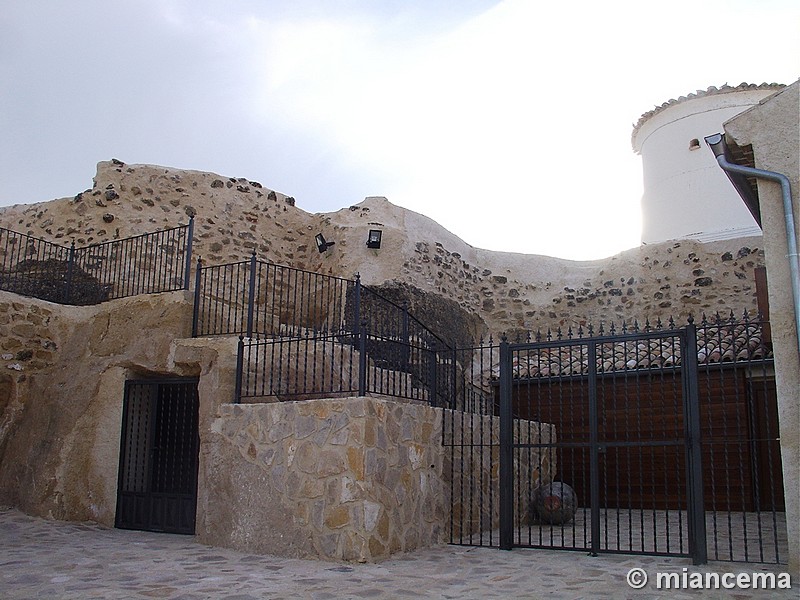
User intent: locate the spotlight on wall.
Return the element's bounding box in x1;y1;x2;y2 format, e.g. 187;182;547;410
315;233;335;253
366;229;382;249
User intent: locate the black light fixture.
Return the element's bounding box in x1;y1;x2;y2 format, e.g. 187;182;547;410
366;229;382;249
315;233;335;253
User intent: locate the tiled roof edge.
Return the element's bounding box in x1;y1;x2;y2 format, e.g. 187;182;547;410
631;82;786;150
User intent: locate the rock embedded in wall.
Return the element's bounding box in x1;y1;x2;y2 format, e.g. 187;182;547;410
0;295;59;374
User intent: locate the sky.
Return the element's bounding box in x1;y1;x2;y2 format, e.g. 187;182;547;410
1;1;798;260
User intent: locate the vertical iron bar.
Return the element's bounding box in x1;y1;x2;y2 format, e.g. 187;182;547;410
499;337;513;551
428;342;437;406
246;252;257;338
452;347;458;411
401;301;410;373
191;258;202;337
107;239;118;299
358;320;367;396
64;241;75;304
183;217;194;290
234;334;245;404
353;274;361;342
683;319;707;565
252;263;262;336
134;234;143;297
588;340;600;557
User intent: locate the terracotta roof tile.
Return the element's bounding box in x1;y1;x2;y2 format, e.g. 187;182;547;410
630;82;785;150
489;320;770;380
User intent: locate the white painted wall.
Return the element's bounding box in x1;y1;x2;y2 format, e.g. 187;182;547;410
633;88;779;244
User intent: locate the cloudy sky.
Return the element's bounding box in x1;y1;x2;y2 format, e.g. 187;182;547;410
1;1;797;259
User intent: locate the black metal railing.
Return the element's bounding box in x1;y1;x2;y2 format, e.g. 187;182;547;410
443;313;785;566
235;330;360;402
695;311;785;564
230;277;455;403
0;219;193;305
235;324;450;404
357;285;452;404
193;256;454;403
192;254;354;338
0;227;73;302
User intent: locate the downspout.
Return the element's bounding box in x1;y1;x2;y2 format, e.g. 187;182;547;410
705;133;800;356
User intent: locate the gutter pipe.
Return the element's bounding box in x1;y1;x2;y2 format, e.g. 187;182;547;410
705;133;800;356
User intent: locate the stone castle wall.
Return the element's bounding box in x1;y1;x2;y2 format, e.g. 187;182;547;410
0;160;765;343
0;159;770;563
396;236;764;339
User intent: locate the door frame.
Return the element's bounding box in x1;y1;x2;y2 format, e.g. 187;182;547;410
115;377;200;535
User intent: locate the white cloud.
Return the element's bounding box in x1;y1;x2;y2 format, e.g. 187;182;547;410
239;0;797;258
243;1;645;258
1;0;797;259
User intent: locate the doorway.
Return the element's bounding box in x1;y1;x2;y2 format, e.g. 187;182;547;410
115;378;199;534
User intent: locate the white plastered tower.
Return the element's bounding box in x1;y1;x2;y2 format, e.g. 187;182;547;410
632;83;784;244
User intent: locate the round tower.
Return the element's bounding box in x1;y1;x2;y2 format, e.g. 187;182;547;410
632;83;784;244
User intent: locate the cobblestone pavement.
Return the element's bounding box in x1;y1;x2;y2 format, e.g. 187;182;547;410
1;508;795;599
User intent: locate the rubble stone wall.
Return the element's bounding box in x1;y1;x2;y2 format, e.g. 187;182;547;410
0;161;766;342
397;236;765;338
202;397;555;562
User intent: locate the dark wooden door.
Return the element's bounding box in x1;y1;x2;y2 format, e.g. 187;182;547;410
116;379;199;534
747;378;784;511
509;369;783;512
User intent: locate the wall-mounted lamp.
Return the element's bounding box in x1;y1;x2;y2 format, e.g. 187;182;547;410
315;233;335;253
366;229;382;249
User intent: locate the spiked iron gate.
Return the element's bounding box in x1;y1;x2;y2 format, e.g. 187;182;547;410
116;379;200;535
446;317;786;565
499;324;705;562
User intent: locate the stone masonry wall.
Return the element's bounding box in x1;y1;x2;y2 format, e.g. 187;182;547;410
399;237;765;339
202;397;555;562
0;161;766;344
202;398;445;562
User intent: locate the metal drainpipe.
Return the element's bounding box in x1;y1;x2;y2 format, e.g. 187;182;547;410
705;133;800;356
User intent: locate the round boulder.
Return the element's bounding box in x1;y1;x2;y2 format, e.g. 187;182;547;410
532;482;578;524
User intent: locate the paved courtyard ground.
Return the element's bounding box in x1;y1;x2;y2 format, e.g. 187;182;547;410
0;507;795;599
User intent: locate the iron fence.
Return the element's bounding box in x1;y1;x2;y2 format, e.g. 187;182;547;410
197;254;785;566
695;312;785;564
357;285;452;404
232;276;455;403
236;330;359;402
235;326;449;404
0;227;73;302
193;257;454;403
444;313;786;565
192;254;353;338
499;326;700;560
0;219;193;305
